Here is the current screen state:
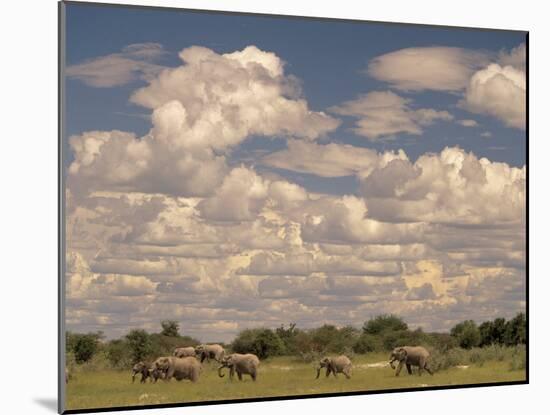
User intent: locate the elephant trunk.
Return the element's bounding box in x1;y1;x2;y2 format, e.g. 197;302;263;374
315;366;321;379
389;358;396;369
218;365;226;378
132;372;136;383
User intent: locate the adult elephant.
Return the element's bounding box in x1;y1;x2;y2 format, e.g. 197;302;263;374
389;346;433;376
151;356;201;383
196;344;225;363
316;356;352;379
218;353;260;381
173;346;196;358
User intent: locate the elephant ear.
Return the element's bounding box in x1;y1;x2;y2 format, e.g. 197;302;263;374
398;347;408;358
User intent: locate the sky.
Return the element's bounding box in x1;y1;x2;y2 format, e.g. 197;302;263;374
63;2;527;341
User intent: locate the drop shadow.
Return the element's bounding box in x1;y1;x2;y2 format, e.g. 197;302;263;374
34;398;58;412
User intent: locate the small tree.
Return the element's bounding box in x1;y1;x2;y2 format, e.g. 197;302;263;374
66;331;103;364
160;320;180;337
231;328;285;359
363;314;408;335
126;329;153;363
479;321;494;346
504;313;526;346
450;320;481;349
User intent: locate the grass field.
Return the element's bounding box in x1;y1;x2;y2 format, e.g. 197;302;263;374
66;353;526;411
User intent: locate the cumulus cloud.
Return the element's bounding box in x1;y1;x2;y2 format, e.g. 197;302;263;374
66;43;167;87
330;91;453;140
498;43;526;70
367;47;490;91
360;146;526;226
131;45;340;150
68;45;340;198
262;139;407;177
461;63;526;129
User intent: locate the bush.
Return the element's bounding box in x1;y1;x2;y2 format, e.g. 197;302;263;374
231;328;286;359
353;333;380;354
126;329;153;364
67;332;103;364
504;313;526;346
509;345;526;371
105;339;131;369
363;314;408;335
451;320;481;349
160;320;180;337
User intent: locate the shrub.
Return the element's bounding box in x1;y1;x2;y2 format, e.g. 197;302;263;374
67;332;103;364
231;328;286;359
353;333;380;354
160;320;180;337
126;329;153;364
105;339;131;369
509;345;526;371
363;314;408;335
451;320;481;349
503;313;526;346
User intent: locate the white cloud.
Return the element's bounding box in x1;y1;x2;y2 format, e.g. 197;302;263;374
66;43;167;87
131;45;340;150
262;139;408;177
367;47;489;91
457;119;479;127
461;63;526;129
360;146;526;226
498;43;526;70
330;91;453;140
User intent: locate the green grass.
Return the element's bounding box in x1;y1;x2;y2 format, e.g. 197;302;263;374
66;353;526;411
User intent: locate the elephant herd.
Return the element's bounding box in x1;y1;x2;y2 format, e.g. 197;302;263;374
131;344;434;385
131;344;261;384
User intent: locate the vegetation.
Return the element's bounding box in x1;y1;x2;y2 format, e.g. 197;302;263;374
66;313;527;368
65;353;525;411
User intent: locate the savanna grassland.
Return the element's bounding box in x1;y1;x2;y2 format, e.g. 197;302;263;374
66;352;526;411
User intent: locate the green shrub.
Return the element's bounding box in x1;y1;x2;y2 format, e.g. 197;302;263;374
67;332;103;364
126;329;153;364
231;328;286;359
451;320;481;349
353;333;380;353
509;345;526;371
363;314;408;335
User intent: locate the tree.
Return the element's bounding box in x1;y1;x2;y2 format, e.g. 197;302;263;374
491;318;507;344
479;321;494;347
231;328;285;359
160;320;180;337
504;313;526;346
66;331;103;364
106;339;130;369
450;320;481;349
363;314;408;335
126;329;153;363
353;333;380;353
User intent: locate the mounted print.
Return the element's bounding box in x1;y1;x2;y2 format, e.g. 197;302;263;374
59;1;528;413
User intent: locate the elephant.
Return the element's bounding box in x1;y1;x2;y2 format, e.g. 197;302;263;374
218;353;260;381
195;344;225;363
151;356;201;383
173;346;196;358
389;346;433;376
132;361;152;384
316;356;352;379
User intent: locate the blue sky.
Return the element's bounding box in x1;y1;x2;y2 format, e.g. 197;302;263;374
65;3;526;182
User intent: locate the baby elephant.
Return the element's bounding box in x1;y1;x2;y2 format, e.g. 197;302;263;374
218;353;260;381
389;346;433;376
132;361;152;383
316;356;352;379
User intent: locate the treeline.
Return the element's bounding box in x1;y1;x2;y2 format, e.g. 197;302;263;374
66;314;526;368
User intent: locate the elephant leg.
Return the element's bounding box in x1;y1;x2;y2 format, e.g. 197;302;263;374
343;368;351;379
395;361;404;376
237;371;243;381
251;371;257;382
166;367;175;381
406;364;412;375
229;366;235;381
424;364;434;375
